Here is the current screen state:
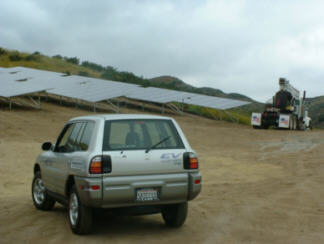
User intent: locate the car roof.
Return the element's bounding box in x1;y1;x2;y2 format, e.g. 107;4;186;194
69;114;173;122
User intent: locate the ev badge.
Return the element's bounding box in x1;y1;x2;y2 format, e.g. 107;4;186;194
160;153;182;165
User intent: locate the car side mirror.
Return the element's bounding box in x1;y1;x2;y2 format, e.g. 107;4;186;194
42;142;52;151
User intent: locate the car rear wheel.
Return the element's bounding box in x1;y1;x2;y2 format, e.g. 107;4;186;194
32;171;55;210
68;185;92;235
162;202;188;228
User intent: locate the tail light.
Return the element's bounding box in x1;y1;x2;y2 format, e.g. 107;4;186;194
89;155;112;174
183;152;199;169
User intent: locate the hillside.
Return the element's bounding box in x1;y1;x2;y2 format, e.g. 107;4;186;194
305;96;324;128
0;47;323;127
150;76;252;102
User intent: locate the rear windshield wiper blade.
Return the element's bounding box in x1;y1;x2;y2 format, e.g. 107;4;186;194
145;136;171;153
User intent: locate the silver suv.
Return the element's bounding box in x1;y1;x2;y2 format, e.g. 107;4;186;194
32;114;201;234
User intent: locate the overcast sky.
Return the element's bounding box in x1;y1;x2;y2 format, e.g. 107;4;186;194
1;0;324;102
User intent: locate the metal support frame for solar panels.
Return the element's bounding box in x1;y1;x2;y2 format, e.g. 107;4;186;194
106;99;120;113
15;94;41;109
1;93;42;110
91;101;119;113
205;108;218;120
223;110;237;123
161;104;165;114
166;103;182;115
0;97;14;110
233;107;244;123
117;97;169;114
203;107;236;122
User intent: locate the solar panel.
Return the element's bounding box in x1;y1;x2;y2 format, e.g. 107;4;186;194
0;67;138;102
0;66;250;110
48;75;139;102
0;67;62;97
126;87;250;110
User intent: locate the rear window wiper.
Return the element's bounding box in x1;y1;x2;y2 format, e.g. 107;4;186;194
145;136;171;153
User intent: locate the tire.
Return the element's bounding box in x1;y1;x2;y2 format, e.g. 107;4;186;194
303;123;307;131
162;202;188;228
68;185;92;235
262;125;269;129
296;119;301;130
293;117;297;130
289;116;293;130
32;171;55;210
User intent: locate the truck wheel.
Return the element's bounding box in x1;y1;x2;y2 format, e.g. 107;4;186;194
289;117;293;130
162;202;188;227
296;119;300;130
32;171;55;210
293;117;297;130
68;185;92;235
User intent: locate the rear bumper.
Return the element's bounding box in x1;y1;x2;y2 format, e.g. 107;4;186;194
74;172;201;208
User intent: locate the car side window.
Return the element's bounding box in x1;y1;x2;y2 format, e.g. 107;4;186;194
79;122;95;151
55;123;75;152
55;122;95;153
66;122;83;151
75;123;86;148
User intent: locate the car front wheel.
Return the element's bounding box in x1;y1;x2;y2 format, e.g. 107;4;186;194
31;171;55;210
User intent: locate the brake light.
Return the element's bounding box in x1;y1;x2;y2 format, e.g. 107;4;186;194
183;152;199;169
90;156;102;174
190;157;199;169
89;155;112;174
91;185;100;190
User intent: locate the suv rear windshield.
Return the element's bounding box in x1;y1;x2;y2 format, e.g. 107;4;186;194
103;119;184;151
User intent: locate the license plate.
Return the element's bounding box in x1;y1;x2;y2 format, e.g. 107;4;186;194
136;188;159;201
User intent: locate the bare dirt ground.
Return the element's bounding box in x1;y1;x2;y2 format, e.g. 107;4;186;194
0;102;323;244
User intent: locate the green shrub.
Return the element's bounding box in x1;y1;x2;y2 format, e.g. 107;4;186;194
0;47;7;56
81;61;105;72
79;71;89;77
64;56;79;65
25;54;40;61
9;52;23;61
62;71;71;76
52;54;63;59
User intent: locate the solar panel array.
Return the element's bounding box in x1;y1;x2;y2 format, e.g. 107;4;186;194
0;67;59;97
49;76;138;102
0;66;250;110
126;87;249;110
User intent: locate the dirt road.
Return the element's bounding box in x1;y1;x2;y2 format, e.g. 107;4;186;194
0;103;323;244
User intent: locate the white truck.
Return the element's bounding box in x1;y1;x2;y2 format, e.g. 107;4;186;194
251;78;312;130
